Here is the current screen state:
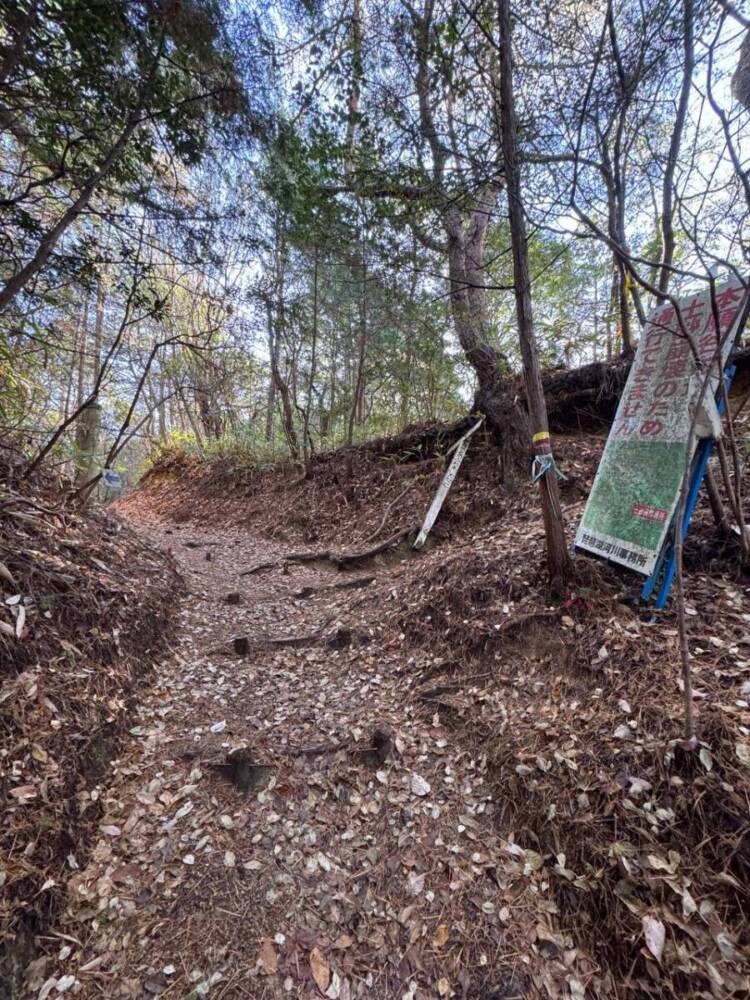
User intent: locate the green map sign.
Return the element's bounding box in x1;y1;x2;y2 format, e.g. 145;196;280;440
576;277;748;576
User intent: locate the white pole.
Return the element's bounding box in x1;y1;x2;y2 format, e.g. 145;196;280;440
413;417;484;549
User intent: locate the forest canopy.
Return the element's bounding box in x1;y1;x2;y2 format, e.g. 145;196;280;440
1;0;748;491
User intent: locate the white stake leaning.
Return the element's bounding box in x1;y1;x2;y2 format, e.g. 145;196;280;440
413;417;485;550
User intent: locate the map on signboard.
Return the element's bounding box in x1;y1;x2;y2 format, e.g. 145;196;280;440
576;277;748;576
102;468;122;489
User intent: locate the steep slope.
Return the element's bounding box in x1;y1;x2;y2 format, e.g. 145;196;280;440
0;468;181;998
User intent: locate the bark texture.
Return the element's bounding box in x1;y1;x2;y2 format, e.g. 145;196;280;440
496;0;570;590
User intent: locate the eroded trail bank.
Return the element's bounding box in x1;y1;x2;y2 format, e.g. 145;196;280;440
35;517;537;1000
27;444;750;1000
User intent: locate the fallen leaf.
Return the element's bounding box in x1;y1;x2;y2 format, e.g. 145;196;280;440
715;930;743;962
14;603;25;638
256;938;278;975
432;924;449;948
325;970;341;999
410;773;431;797
569;979;586;1000
9;785;37;801
406;871;425;896
642;915;665;961
310;947;330;993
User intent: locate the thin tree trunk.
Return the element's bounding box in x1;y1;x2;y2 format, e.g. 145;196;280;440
592;276;599;363
617;259;633;353
92;273;106;382
606;263;618;360
178;386;205;448
157;373;167;438
75;293;90;407
63;298;87;421
303;245;319;475
348;232;367;445
705;465;730;536
345;0;363;176
269;303;300;463
265;306;277;445
497;0;571;591
658;0;694;294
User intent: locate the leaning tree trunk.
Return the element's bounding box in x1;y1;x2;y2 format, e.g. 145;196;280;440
443;195;529;485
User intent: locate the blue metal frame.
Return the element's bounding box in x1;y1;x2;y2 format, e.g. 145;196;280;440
640;364;736;610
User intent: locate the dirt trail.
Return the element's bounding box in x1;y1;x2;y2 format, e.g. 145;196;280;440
37;515;528;1000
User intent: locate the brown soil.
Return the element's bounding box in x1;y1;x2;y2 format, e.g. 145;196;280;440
10;427;750;999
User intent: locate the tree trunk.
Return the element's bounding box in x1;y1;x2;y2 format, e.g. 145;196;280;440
178;386;205;449
157;372;167;438
268;303;300;463
268;213;301;463
617;259;633;353
348;226;368;446
92;274;106;382
265;308;277;445
63;298;87;421
442;192;529;485
497;0;571;591
303;246;319;475
658;0;694;294
74;402;101;489
74;276;106;496
606;263;618;360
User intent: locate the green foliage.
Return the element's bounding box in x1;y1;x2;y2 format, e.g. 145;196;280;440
0;0;245;304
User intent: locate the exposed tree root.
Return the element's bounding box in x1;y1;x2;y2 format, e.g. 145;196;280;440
363;485;414;544
244;525;420;578
238;560;277;577
293;576;374;599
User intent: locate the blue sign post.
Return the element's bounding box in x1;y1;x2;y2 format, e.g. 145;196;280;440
102;468;122;490
640;365;736;610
